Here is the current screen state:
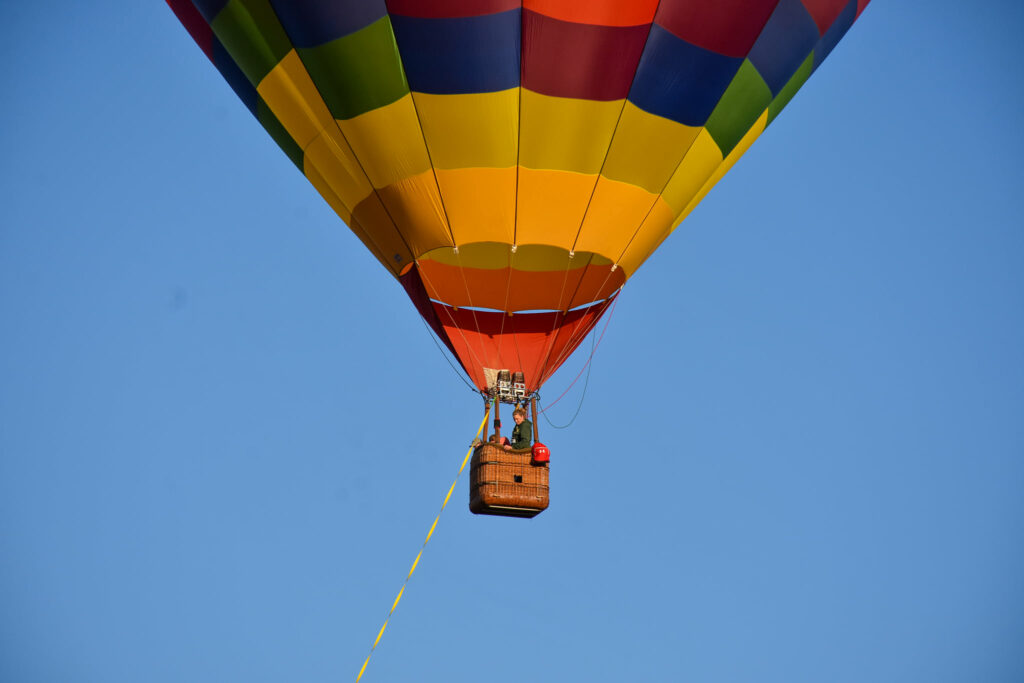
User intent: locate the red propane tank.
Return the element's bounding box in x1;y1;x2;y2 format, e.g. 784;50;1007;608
531;442;550;464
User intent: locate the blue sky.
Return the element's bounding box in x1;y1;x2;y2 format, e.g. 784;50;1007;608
2;2;1022;681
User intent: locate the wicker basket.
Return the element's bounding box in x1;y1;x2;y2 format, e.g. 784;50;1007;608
469;443;549;518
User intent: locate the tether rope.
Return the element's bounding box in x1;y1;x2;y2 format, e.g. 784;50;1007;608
354;406;491;682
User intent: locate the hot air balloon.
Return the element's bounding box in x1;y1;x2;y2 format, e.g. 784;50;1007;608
168;0;871;515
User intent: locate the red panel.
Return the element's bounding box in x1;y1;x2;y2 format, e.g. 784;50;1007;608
800;0;851;35
386;0;519;18
524;0;658;27
857;0;871;18
166;0;214;61
431;299;614;392
537;300;609;386
655;0;779;58
522;10;651;101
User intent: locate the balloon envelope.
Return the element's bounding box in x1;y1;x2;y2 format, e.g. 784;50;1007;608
168;0;870;393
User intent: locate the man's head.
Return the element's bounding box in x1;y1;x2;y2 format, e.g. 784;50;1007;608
512;407;527;424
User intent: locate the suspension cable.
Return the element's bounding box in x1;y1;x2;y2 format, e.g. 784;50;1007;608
417;316;478;393
539;295;618;421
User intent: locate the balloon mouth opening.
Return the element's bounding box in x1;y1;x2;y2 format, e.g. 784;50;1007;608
412;242;625;314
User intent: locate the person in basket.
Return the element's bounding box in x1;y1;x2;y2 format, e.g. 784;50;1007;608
503;407;532;451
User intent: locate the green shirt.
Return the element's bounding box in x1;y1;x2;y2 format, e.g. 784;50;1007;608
510;419;533;450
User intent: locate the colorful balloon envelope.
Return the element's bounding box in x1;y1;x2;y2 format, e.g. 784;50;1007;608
168;0;870;394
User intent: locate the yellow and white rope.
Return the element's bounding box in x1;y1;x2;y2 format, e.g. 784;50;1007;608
355;406;491;682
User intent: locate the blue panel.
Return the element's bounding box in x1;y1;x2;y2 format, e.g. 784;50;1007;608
812;0;857;71
748;0;820;95
389;10;521;94
628;24;743;127
192;0;229;23
212;38;258;115
269;0;388;47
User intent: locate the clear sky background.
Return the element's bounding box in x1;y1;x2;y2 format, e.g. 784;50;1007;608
2;2;1022;682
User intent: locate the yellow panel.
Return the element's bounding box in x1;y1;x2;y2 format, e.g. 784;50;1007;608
574;176;658;262
420;242;510;269
256;50;335;150
303;163;353;225
515;167;596;249
337;93;433;189
305;161;401;277
434;167;515;245
514;244;608;271
377;169;454;258
351;193;417;271
304;127;413;274
674;110;769;230
413;90;518;170
602;102;702;195
519;90;622;174
420;243;608;274
304;128;375;212
616;198;676;279
661;129;724;215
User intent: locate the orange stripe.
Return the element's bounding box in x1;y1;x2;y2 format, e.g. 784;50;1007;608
515;169;596;251
434;167;516;245
376;170;454;258
574;175;659;260
416;259;624;312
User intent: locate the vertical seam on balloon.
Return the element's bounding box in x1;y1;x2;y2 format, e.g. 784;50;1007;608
383;4;489;361
513;1;523;247
503;1;526;384
305;120;415;276
566;2;662;256
455;266;486;357
610;6;784;269
537;297;614;388
538;0;662;381
534;308;568;389
509;316;528;393
229;7;415;276
396;93;459;246
470;6;523;377
526;309;563;393
298;140;393;272
383;3;458;249
538;293;618;400
493;246;515;377
408;262;478;390
542;294;608;384
250;7;418;273
530;11;596;390
415;264;490;386
198;4;384;257
534;250;588;384
536;303;596;388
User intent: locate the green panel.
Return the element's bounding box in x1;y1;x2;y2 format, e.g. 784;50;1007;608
705;60;773;157
257;98;303;170
297;16;409;120
211;0;293;86
767;54;813;125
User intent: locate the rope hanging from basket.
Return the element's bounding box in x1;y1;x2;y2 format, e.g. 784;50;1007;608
354;405;491;682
